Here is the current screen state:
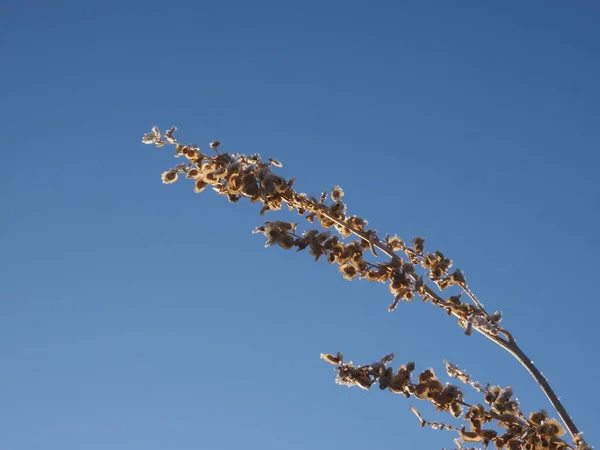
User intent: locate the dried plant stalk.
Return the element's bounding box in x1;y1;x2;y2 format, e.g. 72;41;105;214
142;126;591;450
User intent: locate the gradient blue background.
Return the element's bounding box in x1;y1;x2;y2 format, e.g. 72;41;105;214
1;1;599;449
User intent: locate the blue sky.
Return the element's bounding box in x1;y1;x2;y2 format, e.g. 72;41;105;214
1;1;599;449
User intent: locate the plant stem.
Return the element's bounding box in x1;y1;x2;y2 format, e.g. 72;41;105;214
500;337;580;439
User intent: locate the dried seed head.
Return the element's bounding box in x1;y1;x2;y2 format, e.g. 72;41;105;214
389;279;408;296
241;176;259;197
142;130;157;144
161;170;178;184
427;379;444;394
447;294;462;309
331;186;344;201
498;387;513;402
277;221;297;232
265;227;281;240
387;235;404;251
541;419;566;438
184;148;202;162
450;401;463;418
364;270;383;282
295;238;309;251
186;168;202;179
315;231;331;245
203;171;222;185
209;141;221;149
323;236;340;251
412;237;425;254
340;264;357;281
227;174;244;193
379;375;390;390
348;215;368;229
355;259;368;272
450;269;466;284
194;178;208;193
278;234;295;249
414;383;429;399
329;201;346;217
388;373;409;394
459;427;482;443
418;369;436;384
226;161;242;175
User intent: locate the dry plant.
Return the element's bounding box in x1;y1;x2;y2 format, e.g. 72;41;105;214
142;126;591;450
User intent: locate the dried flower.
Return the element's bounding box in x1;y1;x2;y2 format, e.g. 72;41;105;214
450;269;466;284
186;168;202;179
194;178;208;193
331;186;344;201
278;234;295;249
340;263;357;280
184;147;202;162
142;131;156;144
412;237;425;254
387;235;404;251
161;170;178;184
540;419;566;438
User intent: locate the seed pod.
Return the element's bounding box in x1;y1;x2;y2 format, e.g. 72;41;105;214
161;170;178;184
278;234;295;249
450;401;463;418
379;375;390;390
331;186;344;201
340;264;357;281
412;237;425;254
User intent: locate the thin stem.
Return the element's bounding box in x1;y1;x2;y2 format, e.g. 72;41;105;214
501;338;581;439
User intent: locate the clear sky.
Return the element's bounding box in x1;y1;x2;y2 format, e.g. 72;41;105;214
1;1;599;449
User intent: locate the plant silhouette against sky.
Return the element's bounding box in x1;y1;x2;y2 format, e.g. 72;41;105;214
143;126;591;450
